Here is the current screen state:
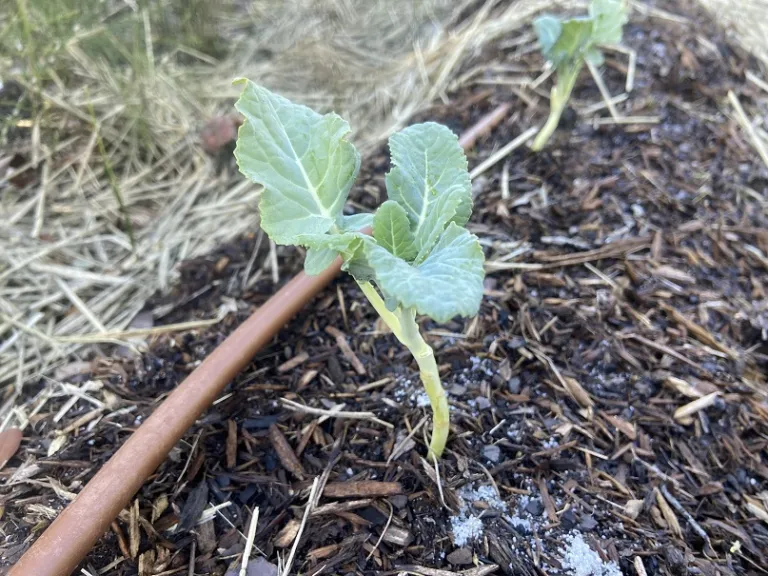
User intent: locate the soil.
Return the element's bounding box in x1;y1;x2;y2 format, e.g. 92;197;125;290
2;2;767;575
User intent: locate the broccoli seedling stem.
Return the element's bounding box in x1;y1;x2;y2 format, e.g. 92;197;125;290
359;281;448;459
531;63;581;151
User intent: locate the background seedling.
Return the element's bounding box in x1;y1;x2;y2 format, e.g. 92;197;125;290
531;0;628;151
234;80;485;459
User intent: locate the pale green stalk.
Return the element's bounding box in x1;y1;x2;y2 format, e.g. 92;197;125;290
531;63;581;151
358;281;449;459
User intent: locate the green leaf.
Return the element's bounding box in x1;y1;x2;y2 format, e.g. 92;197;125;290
300;232;365;276
234;80;360;245
534;15;562;58
342;238;376;282
589;0;627;46
365;223;485;323
338;212;374;232
546;17;594;66
305;247;338;275
373;201;417;261
385;123;471;258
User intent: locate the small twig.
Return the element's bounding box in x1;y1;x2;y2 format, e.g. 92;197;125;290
424;455;451;513
728;90;768;171
586;59;620;120
269;239;279;284
500;161;510;200
324;481;402;498
458;103;510;150
269;424;305;480
357;377;392;392
54;277;107;334
388;416;428;464
602;44;636;92
659;485;714;555
746;70;768;94
325;326;366;375
280;398;393;428
241;229;264;291
188;541;196;576
281;477;319;576
174;432;201;498
240;507;260;576
589;116;660;125
366;500;394;561
469;126;539;179
627;334;706;373
32;161;49;238
57;315;225;344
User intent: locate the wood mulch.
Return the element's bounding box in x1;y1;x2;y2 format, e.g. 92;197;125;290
1;1;767;575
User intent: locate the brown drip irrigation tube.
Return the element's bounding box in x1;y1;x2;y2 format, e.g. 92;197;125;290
10;104;510;576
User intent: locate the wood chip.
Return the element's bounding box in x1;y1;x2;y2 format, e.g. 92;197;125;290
129;499;141;559
310;499;372;517
325;326;366;375
55;407;104;435
226;419;237;469
538;477;558;523
178;482;209;532
655;488;682;537
624;499;644;520
634;557;648;576
744;495;768;524
277;351;309;373
662;304;739;359
269;424;305;480
395;564;499;576
673;392;720;424
380;524;413;546
603;414;637;440
296;369;318;390
274;519;301;548
0;428;22;471
111;520;130;558
664;376;703;398
197;519;217;554
652;265;696;284
323;481;403;498
563;377;595;410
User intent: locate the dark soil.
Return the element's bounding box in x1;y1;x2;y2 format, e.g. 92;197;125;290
2;2;767;575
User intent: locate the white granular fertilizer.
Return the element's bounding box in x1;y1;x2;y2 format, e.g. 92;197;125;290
560;532;621;576
450;484;507;547
450;513;485;547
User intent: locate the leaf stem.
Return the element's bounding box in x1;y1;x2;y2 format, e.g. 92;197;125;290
395;307;449;459
358;283;450;458
531;63;582;151
357;281;403;340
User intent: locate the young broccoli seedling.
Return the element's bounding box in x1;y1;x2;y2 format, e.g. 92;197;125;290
531;0;628;151
233;81;485;459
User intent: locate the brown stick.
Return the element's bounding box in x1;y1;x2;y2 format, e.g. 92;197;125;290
458;103;511;149
10;104;508;576
323;481;403;498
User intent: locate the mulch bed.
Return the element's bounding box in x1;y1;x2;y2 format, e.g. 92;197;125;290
2;1;767;575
